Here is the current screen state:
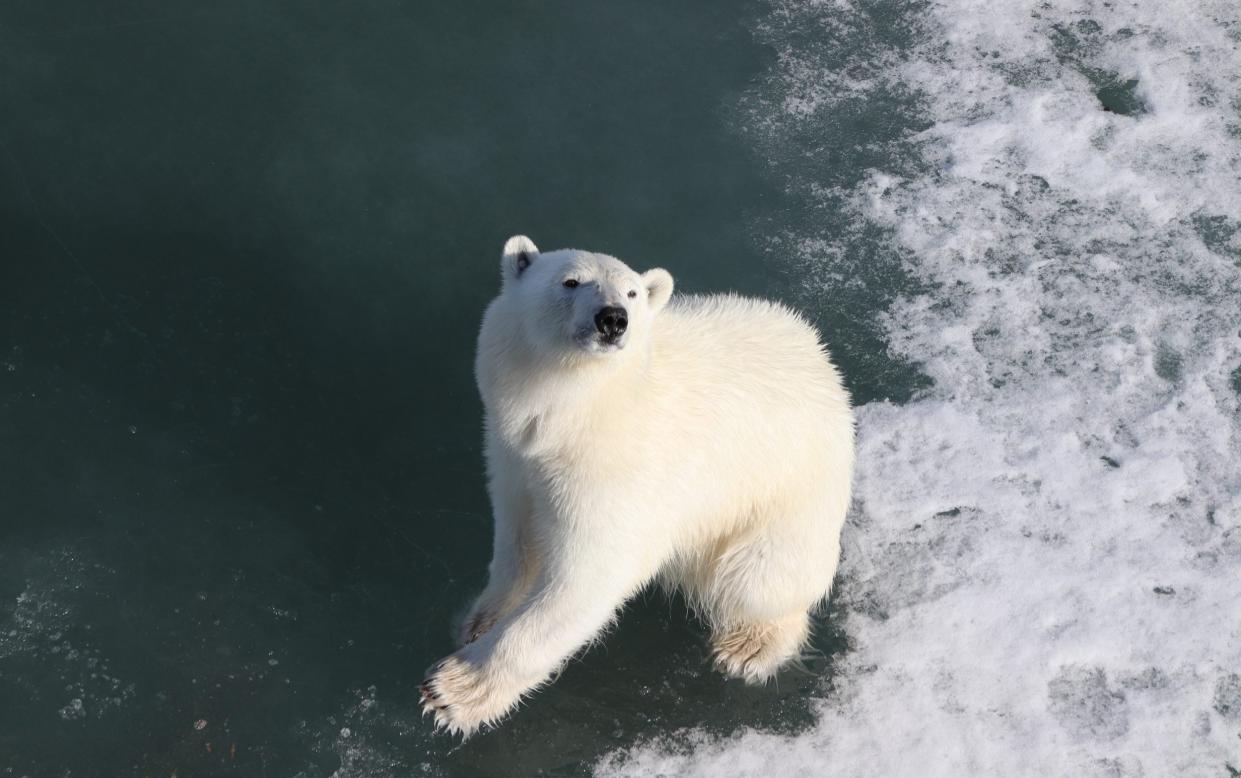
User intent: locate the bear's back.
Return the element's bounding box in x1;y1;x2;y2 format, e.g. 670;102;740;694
651;294;846;410
637;293;852;527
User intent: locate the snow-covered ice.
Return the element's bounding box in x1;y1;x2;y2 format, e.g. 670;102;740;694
602;0;1241;774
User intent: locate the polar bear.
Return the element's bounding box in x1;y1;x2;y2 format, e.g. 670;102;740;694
421;236;854;736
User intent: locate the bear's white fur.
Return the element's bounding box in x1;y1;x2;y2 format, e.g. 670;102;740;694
421;236;855;736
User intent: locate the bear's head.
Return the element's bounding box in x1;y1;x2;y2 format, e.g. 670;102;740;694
498;235;674;358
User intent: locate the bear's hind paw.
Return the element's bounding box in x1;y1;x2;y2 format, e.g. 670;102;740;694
711;616;807;684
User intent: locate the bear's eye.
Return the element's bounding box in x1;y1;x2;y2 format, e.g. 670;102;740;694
563;279;579;289
627;290;638;299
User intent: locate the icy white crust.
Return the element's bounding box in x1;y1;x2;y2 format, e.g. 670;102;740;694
421;238;855;737
600;0;1241;775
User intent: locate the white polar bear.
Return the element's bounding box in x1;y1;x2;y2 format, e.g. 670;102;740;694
421;236;855;736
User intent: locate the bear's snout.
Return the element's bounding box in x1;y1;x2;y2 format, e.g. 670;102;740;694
594;306;628;341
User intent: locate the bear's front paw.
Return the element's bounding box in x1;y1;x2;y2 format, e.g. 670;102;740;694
458;609;498;646
420;654;518;738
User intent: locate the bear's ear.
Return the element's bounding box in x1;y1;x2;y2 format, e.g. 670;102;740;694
642;268;674;314
502;235;539;282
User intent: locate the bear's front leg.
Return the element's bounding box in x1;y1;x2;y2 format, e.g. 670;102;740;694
423;536;655;737
459;442;534;646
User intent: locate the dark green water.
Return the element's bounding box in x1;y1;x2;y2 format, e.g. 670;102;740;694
0;1;913;774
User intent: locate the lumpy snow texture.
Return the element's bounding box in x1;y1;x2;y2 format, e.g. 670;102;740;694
601;0;1241;775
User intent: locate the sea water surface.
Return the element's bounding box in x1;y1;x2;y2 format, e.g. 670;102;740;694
2;0;1240;776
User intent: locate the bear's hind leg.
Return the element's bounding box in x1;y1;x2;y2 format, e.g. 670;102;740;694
703;496;842;684
711;611;809;684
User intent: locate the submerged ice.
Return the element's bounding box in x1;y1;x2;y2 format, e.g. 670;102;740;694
603;0;1241;774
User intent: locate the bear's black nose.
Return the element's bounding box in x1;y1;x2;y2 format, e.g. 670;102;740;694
595;306;628;340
